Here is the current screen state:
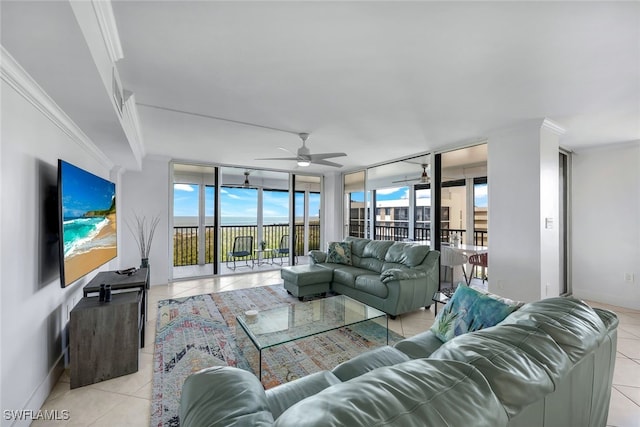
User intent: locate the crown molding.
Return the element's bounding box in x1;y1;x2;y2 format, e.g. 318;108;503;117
91;0;124;63
541;118;566;136
1;46;114;169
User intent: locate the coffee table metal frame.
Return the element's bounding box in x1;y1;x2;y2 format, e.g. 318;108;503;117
236;295;388;382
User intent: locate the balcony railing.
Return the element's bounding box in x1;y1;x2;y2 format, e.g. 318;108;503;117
347;223;487;246
173;223;320;267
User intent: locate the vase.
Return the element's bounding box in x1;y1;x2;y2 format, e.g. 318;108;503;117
140;258;150;289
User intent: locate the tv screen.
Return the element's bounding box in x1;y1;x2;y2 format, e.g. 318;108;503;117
58;160;117;287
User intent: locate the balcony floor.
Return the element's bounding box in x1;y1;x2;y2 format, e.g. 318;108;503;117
172;255;309;281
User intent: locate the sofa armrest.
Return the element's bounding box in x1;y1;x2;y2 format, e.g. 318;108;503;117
308;250;327;264
180;366;274;427
380;268;427;284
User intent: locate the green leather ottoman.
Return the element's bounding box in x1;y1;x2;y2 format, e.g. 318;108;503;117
281;264;333;300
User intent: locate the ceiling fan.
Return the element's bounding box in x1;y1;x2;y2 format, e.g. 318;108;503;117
257;133;347;168
393;164;431;184
242;171;251;187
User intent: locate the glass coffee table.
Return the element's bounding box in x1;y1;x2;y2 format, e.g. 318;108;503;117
236;295;388;383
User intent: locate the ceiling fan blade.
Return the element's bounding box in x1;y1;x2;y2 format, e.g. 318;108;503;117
309;152;347;160
277;147;296;155
312;159;343;168
255;156;299;161
392;177;420;184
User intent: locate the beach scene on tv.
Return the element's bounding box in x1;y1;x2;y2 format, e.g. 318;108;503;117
60;161;117;286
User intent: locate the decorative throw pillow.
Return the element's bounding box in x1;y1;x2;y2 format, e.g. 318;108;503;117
326;241;352;265
431;285;520;343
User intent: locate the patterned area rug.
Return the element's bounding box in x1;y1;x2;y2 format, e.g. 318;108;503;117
150;284;403;427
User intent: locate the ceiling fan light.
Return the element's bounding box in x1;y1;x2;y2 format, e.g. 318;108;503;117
297;159;311;167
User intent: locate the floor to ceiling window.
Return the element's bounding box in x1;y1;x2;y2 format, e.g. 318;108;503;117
261;188;290;262
439;144;488;247
374;185;410;240
171;163;321;280
473;178;488;246
344;154;434;242
171;163;217;280
294;174;322;259
436;143;488;284
344;170;366;238
220;167;291;272
414;185;431;242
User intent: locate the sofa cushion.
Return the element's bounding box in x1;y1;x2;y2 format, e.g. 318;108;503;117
363;240;395;260
326;241;352;265
266;371;341;420
331;346;410;381
344;236;370;257
180;366;274;426
431;285;519;342
500;297;608;364
354;274;388;299
430;323;572;419
332;266;372;287
356;256;385;273
273;359;509;427
385;242;430;267
394;330;444;359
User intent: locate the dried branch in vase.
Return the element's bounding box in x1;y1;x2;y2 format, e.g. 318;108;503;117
127;213;160;259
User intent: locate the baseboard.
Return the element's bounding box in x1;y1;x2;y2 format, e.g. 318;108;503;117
9;350;66;427
573;289;638;311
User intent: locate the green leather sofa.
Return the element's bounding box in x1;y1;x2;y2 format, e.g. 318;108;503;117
285;236;441;317
180;297;618;427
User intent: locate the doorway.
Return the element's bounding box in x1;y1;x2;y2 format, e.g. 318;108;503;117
171;163;217;280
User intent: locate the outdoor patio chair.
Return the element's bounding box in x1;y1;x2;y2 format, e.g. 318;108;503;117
440;245;468;289
274;234;297;265
226;236;254;270
467;252;488;285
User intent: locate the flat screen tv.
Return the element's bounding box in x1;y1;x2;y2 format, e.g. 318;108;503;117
58;160;117;287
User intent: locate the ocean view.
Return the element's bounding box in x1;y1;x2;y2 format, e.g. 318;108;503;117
174;215;319;227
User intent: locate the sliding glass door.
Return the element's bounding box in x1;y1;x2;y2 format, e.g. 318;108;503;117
344;170;366;238
294;174;322;263
171;164;322;278
171;163;217;280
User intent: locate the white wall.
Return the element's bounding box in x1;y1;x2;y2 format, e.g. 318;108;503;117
572;142;640;309
1;71;116;425
120;156;170;286
487;119;562;303
539;124;561;298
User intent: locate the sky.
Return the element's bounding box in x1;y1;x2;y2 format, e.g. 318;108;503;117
61;160;116;218
173;182;487;221
173;184;320;219
350;183;488;207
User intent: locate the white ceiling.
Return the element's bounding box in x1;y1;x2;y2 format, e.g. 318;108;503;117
2;1;639;174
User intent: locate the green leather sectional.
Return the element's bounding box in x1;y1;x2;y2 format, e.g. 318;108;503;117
282;236;441;317
180;297;618;427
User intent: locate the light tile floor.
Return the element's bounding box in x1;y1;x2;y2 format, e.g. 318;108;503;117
35;271;640;426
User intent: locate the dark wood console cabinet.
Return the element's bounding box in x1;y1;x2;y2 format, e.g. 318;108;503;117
83;267;149;347
70;291;141;388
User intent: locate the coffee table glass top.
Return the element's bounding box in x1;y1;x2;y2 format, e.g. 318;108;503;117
236;295;386;350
